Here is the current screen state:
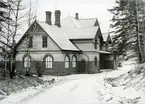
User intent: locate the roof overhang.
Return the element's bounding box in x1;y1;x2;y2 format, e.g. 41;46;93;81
99;51;111;54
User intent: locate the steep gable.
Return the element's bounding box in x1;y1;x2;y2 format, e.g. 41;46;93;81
37;21;80;51
15;21;61;51
102;33;111;42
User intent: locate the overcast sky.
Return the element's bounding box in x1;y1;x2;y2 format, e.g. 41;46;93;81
22;0;115;33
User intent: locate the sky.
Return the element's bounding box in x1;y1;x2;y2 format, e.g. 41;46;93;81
21;0;116;33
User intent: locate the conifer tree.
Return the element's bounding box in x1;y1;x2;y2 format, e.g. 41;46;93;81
109;0;145;63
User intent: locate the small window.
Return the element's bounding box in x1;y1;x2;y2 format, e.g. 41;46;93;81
45;56;53;68
94;39;97;49
28;36;33;48
94;57;97;66
42;36;47;48
72;55;77;68
24;56;31;68
65;56;70;68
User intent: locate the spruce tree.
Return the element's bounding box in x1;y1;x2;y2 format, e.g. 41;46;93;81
109;0;145;63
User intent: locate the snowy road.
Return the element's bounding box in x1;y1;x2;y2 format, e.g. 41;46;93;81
1;60;143;104
24;76;102;104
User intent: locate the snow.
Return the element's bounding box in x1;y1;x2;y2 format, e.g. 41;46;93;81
79;18;97;28
61;16;82;28
102;33;109;42
61;16;99;40
37;21;80;51
0;59;145;104
62;27;98;39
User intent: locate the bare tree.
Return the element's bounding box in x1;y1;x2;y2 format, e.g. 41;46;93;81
1;0;27;79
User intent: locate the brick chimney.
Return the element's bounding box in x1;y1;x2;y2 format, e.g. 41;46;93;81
75;13;79;20
54;10;61;27
45;11;52;25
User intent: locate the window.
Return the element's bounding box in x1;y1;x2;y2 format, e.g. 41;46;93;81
24;56;31;68
28;36;33;48
94;39;97;49
42;36;47;48
72;55;77;68
45;56;53;68
94;57;97;66
65;56;70;68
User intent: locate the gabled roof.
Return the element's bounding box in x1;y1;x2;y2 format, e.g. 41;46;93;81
61;16;99;40
79;18;98;27
15;16;106;52
37;21;80;51
102;33;112;42
62;27;99;40
102;33;108;42
61;16;82;28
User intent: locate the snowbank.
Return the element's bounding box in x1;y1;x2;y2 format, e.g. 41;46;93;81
102;60;145;104
0;75;44;101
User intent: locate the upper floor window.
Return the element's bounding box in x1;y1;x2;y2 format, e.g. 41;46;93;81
28;36;33;48
65;55;70;68
94;39;97;49
45;55;53;68
72;55;77;68
23;55;31;68
42;36;47;48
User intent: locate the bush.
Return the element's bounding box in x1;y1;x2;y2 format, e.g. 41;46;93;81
35;62;43;77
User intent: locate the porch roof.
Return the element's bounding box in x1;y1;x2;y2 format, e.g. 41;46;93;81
99;51;111;54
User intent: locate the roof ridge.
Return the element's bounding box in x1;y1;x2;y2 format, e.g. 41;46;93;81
69;16;78;28
79;18;97;20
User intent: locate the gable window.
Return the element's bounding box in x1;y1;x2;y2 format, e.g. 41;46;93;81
24;55;31;68
42;36;47;48
72;55;77;68
45;55;53;68
94;56;97;67
65;55;70;68
28;36;33;48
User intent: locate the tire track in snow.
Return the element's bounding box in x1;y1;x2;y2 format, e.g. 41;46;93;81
69;84;79;92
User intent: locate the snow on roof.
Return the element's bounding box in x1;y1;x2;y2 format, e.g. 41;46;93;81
61;16;99;39
37;21;80;51
99;51;111;54
79;18;97;27
61;16;82;28
62;27;99;39
102;33;109;42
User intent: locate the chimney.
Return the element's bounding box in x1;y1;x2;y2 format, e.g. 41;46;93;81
46;11;52;25
54;10;61;27
75;13;79;20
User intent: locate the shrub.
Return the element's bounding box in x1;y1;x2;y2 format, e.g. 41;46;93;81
35;62;43;77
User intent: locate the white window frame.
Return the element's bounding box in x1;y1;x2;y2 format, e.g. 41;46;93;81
65;56;69;68
24;56;31;68
45;56;53;68
72;56;77;68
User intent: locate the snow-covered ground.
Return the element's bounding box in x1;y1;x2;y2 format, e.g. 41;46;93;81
0;59;144;104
